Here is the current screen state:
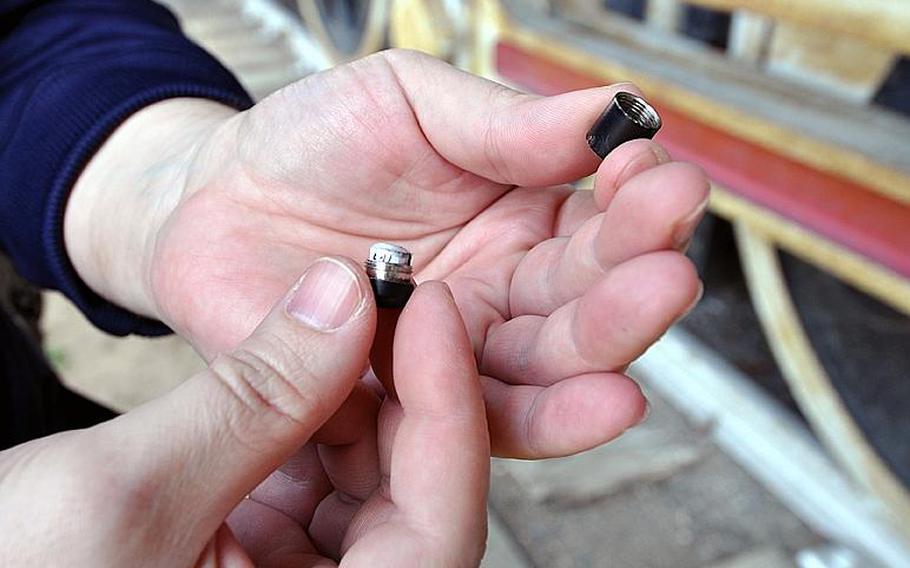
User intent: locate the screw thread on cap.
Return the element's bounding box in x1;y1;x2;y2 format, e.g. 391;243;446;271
365;243;415;308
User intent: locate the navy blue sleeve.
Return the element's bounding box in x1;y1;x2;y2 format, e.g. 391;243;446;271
0;0;254;336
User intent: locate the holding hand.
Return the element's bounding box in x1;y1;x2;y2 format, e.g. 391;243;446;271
67;49;707;459
0;259;489;566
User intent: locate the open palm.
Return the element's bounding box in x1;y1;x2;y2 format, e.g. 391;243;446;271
150;49;707;458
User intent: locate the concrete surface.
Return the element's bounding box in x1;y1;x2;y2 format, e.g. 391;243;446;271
42;292;201;411
43;286;820;567
498;392;710;506
488;392;818;568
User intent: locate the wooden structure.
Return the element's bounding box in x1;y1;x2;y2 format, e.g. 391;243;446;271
299;0;910;542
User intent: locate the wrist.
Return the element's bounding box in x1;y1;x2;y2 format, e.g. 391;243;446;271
64;98;238;320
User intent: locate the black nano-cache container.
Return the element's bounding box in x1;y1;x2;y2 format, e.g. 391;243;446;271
586;92;662;159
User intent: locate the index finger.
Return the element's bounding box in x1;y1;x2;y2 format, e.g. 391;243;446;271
389;282;490;543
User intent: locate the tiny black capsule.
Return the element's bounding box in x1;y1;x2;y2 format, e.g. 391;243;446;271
586;92;662;159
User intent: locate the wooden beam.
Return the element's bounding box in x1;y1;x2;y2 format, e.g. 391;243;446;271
644;0;682;32
685;0;910;55
735;223;910;532
765;23;896;103
710;189;910;317
727;10;773;62
632;329;910;568
496;2;910;205
494;41;910;283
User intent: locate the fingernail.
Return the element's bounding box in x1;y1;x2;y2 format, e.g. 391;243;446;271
636;399;651;426
672;196;710;250
650;145;672;165
287;259;362;330
673;281;704;326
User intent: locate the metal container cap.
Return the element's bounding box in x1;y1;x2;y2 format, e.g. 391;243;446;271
586;92;662;159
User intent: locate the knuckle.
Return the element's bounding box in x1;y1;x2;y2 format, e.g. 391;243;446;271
523;390;545;458
379;47;431;67
209;340;326;432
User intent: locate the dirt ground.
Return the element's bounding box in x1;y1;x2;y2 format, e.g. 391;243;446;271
42;292;203;411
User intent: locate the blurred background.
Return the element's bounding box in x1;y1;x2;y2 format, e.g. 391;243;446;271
22;0;910;566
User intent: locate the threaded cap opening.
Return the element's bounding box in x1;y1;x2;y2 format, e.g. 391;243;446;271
614;92;661;130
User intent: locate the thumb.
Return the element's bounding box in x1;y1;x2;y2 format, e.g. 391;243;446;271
92;257;375;547
382;49;641;187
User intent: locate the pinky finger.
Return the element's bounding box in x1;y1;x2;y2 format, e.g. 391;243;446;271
483;372;647;459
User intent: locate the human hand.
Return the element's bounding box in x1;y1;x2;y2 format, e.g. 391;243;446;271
66;49;707;459
0;259;489;566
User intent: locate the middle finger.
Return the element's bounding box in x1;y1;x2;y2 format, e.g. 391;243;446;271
509;160;708;317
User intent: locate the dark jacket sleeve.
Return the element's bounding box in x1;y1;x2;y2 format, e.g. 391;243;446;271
0;0;253;336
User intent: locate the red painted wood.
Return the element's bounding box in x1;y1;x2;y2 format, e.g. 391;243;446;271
496;42;910;278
